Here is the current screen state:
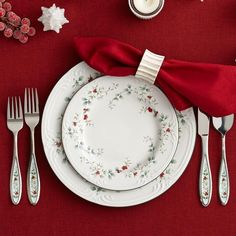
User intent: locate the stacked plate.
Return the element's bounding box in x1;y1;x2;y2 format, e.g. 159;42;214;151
41;62;196;207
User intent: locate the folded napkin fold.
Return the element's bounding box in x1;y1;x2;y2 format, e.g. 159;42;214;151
73;36;236;117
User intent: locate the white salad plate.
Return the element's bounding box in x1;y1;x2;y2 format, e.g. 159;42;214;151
41;62;196;207
62;75;178;191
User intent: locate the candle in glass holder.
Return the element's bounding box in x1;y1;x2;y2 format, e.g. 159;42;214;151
128;0;164;19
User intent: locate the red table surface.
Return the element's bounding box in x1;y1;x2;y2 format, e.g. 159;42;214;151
1;0;236;235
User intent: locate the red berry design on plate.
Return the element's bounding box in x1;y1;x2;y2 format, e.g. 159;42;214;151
121;165;128;170
166;128;171;132
3;2;11;11
88;76;93;82
0;1;36;43
55;141;62;148
4;27;13;37
147;107;153;112
0;21;5;31
83;114;88;120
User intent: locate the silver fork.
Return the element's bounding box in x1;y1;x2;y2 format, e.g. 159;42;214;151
7;97;23;205
24;88;40;205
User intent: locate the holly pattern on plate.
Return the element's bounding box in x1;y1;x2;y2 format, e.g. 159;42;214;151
82;82;119;106
42;62;196;206
158;113;175;153
73;135;171;180
65;82;174;152
63;78;177;184
52;71;101;162
108;84;158;113
64;98;176;182
65;73;101;103
176;111;188;138
52;133;66;159
86;109;187;189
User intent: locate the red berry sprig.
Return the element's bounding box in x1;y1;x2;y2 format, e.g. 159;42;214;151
0;0;36;43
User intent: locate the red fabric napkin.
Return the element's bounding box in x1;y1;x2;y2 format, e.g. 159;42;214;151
74;36;236;117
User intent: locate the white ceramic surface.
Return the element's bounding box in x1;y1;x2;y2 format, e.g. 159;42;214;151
62;76;178;191
41;62;196;207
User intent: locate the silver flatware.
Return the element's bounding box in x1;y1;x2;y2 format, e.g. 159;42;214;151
7;97;23;205
212;114;234;206
24;88;40;205
198;108;212;207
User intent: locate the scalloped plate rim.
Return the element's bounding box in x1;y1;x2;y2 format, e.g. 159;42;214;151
41;62;196;207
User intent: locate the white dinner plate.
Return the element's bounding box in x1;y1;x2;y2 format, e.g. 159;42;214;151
41;62;196;207
62;75;178;191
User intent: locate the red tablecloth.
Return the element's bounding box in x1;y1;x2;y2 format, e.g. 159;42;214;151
1;0;236;235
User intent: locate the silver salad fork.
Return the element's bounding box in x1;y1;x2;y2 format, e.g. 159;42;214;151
7;97;23;205
24;88;40;205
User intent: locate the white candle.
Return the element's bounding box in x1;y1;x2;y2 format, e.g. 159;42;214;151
133;0;160;14
128;0;164;20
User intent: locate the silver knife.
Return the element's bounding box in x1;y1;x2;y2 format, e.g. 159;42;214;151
198;108;212;207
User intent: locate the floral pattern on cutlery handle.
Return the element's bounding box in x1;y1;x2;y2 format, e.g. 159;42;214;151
199;136;212;207
219;136;229;206
27;154;40;205
10;157;22;205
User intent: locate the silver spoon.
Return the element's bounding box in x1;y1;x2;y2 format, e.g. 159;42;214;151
212;114;234;206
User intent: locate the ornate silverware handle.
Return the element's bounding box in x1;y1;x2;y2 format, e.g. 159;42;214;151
10;133;22;205
219;135;229;206
27;129;40;205
199;135;212;207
